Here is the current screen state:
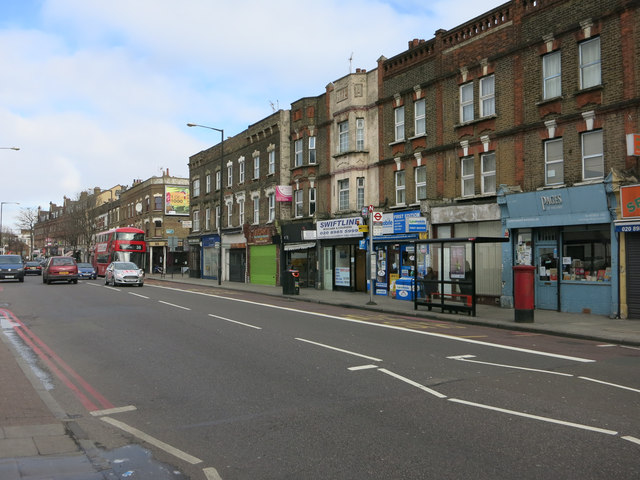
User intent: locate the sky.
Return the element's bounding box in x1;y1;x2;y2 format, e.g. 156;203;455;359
0;0;505;234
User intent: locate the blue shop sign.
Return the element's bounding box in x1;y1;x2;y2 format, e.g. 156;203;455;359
201;234;220;248
382;210;427;234
615;223;640;232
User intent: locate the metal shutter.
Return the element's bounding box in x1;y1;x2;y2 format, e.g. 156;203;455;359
627;234;640;319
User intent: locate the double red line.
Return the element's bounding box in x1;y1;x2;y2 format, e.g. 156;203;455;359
2;308;114;412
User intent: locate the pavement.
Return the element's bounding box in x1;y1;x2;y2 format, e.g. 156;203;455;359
1;273;639;479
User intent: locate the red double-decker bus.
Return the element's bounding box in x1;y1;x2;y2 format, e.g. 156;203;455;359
92;227;147;276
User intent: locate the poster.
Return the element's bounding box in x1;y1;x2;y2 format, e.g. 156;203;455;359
450;245;466;279
165;186;190;215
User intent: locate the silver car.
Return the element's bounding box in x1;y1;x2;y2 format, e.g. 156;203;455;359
104;261;144;287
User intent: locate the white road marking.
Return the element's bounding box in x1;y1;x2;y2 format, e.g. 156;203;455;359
100;416;203;464
447;354;574;376
90;405;137;416
295;338;383;362
203;466;224;480
158;300;191;311
208;314;261;330
348;364;379;371
129;292;149;299
378;368;447;398
448;398;618;435
149;285;595;363
622;436;640;446
578;376;640;394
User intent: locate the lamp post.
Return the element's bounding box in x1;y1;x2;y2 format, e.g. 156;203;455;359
0;147;20;151
0;202;20;254
187;123;224;285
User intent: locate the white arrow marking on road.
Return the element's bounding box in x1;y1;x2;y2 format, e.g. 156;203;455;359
578;376;640;394
378;368;447;398
296;338;382;362
447;355;574;376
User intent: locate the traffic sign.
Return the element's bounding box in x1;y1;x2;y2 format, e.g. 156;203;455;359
372;211;383;223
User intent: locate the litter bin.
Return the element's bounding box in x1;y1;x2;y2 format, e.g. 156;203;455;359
395;277;415;301
513;265;535;323
282;269;300;295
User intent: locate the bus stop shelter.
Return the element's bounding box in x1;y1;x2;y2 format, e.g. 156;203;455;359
413;237;509;317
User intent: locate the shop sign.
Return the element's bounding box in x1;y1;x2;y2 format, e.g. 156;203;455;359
621;185;640;218
382;210;425;234
615;223;640;232
627;134;640;156
317;217;363;239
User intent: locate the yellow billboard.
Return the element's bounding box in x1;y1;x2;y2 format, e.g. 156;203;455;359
165;186;190;215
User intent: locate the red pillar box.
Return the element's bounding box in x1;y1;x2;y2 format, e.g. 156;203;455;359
513;265;536;323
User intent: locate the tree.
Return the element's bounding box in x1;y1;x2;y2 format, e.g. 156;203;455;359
16;207;38;257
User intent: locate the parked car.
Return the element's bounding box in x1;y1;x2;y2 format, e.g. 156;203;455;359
43;256;78;284
105;262;144;287
24;260;43;275
0;255;25;282
77;262;97;280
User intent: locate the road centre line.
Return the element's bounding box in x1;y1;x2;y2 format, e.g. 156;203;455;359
208;314;262;330
149;284;595;363
378;368;447;398
129;292;149;299
447;355;574;376
448;398;618;435
295;338;383;362
158;300;191;310
348;364;379;371
622;436;640;446
578;376;640;394
203;466;224;480
100;416;203;465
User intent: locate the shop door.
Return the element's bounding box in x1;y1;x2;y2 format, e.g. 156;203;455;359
536;245;558;310
229;249;245;283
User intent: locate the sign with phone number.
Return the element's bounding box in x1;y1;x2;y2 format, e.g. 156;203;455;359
615;224;640;232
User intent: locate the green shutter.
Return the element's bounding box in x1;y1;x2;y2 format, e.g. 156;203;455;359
250;245;277;286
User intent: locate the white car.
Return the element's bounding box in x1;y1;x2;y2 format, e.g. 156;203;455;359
105;261;144;287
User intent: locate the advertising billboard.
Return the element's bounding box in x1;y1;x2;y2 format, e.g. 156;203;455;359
165;186;190;215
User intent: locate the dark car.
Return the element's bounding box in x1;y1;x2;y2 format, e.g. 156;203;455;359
24;260;43;275
77;262;97;280
43;256;78;284
0;255;25;282
105;261;144;287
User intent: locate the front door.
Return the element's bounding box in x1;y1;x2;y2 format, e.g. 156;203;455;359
229;249;245;283
535;245;558;310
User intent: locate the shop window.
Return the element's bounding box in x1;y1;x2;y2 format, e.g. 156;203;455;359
562;228;611;282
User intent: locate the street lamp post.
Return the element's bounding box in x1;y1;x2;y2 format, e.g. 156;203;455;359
187;123;224;285
0;202;20;254
0;147;20;151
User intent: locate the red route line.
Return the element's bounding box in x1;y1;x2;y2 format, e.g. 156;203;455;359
1;308;114;411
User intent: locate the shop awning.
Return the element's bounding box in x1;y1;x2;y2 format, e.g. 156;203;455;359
284;242;316;251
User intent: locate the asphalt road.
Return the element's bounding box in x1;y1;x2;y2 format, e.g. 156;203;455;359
1;277;639;479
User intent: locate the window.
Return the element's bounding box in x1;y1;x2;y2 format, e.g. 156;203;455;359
205;174;211;194
338;178;349;211
356;118;365;150
338;121;349;153
238;161;245;184
460;83;474;123
561;227;611;282
295;138;303;167
205;207;211;230
545;138;564;185
238;199;245;225
479;75;495;117
461;157;475;197
193;178;200;197
580;37;601;89
268;192;275;221
253;156;260;179
481;152;496;194
543;51;561;99
394;106;405;141
356;177;365;210
294;189;303;217
582;130;604;180
216;170;221;190
415;165;426;200
227;202;233;227
268;150;275;174
309;136;316;164
215;205;220;230
193;210;200;232
395;171;406;205
414;99;426;136
227;165;233;187
309;187;316;216
154;196;162;210
253;197;260;224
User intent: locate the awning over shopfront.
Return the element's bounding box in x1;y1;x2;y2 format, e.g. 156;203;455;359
284;242;316;251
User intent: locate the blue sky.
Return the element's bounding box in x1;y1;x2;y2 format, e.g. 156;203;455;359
0;0;505;233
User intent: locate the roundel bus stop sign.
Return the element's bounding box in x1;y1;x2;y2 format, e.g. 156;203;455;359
372;211;383;223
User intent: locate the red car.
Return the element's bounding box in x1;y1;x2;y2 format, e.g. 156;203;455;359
43;256;78;284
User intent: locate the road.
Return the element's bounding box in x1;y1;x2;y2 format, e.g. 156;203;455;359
1;277;639;479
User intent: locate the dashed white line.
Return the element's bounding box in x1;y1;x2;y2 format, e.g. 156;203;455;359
578;376;640;394
100;416;203;465
158;300;191;310
448;398;618;435
378;368;447;398
90;405;137;416
295;338;383;362
348;364;379;371
447;354;574;376
208;314;261;330
203;466;224;480
129;292;149;299
622;435;640;446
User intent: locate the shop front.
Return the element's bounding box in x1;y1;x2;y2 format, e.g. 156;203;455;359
317;217;365;292
281;222;317;288
616;184;640;319
200;233;220;280
246;225;278;286
499;183;617;316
